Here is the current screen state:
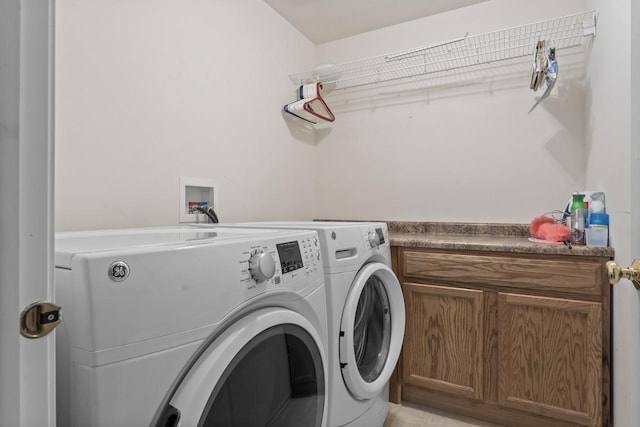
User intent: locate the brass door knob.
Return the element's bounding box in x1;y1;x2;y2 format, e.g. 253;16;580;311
606;259;640;290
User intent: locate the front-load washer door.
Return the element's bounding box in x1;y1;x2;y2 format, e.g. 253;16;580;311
155;308;326;427
339;262;405;400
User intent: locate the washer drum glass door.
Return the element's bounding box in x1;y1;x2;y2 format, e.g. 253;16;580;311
155;309;326;427
339;262;405;400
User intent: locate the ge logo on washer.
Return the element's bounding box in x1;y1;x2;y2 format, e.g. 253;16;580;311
109;261;130;282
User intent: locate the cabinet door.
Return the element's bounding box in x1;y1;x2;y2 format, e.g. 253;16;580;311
403;283;484;400
498;293;602;426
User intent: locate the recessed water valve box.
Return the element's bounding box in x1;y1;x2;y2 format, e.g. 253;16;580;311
179;176;219;223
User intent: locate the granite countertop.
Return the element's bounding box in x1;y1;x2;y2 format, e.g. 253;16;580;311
386;221;615;257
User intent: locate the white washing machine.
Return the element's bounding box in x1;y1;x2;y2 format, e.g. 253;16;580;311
54;226;328;427
198;222;405;427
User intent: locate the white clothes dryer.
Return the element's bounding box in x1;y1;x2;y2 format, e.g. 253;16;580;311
54;226;327;427
198;222;405;427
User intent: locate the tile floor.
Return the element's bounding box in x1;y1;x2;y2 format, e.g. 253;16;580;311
383;402;503;427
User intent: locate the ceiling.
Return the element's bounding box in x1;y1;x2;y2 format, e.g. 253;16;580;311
265;0;489;44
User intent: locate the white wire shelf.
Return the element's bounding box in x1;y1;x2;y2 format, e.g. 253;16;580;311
289;10;597;91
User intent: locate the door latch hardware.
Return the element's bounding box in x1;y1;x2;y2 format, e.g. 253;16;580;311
20;301;61;339
606;258;640;290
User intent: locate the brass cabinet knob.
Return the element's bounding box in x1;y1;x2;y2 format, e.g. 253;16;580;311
606;259;640;290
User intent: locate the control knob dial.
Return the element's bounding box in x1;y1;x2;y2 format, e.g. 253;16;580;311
367;231;380;248
249;250;276;282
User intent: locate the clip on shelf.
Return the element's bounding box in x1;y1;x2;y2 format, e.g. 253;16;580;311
528;40;558;113
284;82;335;124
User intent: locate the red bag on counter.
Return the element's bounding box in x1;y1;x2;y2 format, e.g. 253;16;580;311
530;215;570;242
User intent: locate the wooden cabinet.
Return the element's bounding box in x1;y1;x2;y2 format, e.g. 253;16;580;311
497;293;602;425
403;283;485;400
393;247;611;427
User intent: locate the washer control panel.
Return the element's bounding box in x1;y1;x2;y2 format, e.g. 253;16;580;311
239;233;322;289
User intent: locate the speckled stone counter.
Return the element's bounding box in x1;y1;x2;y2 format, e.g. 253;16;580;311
386;221;615;257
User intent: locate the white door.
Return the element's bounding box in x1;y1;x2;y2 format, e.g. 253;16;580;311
339;262;405;399
0;0;56;426
630;0;640;422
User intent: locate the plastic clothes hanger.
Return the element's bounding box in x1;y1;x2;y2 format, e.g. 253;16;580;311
284;82;335;124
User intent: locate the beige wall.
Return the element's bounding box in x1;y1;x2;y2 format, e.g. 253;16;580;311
313;0;589;223
54;0;595;229
55;0;318;231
